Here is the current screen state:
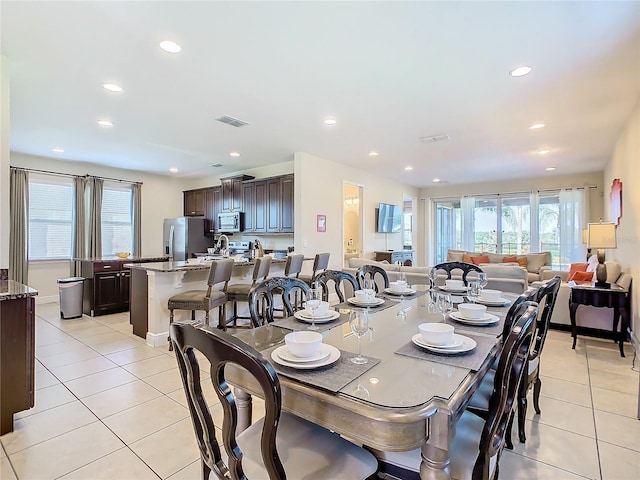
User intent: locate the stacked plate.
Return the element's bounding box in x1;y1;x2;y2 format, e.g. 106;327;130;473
475;296;510;307
411;333;476;354
438;285;469;293
383;287;417;296
449;311;500;326
271;344;341;369
347;297;385;307
293;310;341;324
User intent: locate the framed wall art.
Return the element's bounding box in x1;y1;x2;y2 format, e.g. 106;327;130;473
610;178;622;225
317;214;326;232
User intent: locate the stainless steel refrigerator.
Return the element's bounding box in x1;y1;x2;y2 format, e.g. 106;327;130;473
163;217;210;261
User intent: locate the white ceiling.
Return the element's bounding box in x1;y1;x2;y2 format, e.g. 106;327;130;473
2;1;639;188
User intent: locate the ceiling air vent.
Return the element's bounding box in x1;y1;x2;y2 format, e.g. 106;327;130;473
420;134;450;143
210;163;223;168
215;115;249;128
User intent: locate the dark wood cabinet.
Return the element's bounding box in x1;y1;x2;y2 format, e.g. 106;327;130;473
375;250;413;265
212;186;222;233
1;294;35;434
266;177;281;232
264;174;294;233
280;174;294;233
184;188;206;216
242;182;255;232
255;180;268;232
222;177;246;212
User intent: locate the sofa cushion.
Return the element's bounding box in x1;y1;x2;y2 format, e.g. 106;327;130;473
348;258;398;272
448;250;465;262
484;252;505;263
471;255;489;265
606;262;622;283
526;252;550;273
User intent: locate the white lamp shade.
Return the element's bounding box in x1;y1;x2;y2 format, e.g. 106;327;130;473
587;222;617;249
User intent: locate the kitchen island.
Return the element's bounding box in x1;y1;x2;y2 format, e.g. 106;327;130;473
128;258;286;347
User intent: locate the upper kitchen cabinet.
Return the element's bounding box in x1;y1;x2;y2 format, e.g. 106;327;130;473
266;174;294;233
243;179;267;233
184;188;206;216
209;186;222;233
221;175;254;212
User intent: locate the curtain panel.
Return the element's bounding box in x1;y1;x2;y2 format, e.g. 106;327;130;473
72;176;88;275
9;168;29;284
131;183;142;257
88;177;103;258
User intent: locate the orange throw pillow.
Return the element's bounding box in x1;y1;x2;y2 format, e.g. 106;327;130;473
515;256;528;268
571;271;593;284
503;256;517;263
462;254;473;264
471;255;489;265
567;263;588;282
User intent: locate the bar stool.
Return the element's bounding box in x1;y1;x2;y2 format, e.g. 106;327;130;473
299;252;330;287
167;258;234;350
226;256;272;327
275;254;305;317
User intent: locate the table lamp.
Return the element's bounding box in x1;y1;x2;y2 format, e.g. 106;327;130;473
587;222;617;288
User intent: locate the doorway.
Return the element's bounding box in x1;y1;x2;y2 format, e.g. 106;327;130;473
343;183;363;268
403;194;416;265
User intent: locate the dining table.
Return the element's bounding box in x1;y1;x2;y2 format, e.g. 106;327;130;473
226;287;519;480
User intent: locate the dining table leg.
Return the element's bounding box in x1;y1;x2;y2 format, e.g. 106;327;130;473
234;388;253;435
420;411;452;480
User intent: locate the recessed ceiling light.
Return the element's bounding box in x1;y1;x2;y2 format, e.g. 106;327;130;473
229;152;240;158
52;148;64;154
101;83;123;93
510;65;532;77
529;122;545;130
97;119;113;127
538;149;550;155
432;178;441;183
169;167;178;173
160;40;181;53
323;116;337;126
545;167;556;171
404;166;413;171
368;151;378;157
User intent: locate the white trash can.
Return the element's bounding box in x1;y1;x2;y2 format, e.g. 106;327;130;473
58;277;84;319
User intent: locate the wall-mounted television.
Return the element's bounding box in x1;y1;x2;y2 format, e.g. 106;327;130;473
376;203;402;233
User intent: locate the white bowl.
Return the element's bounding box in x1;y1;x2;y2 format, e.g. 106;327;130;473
355;290;375;302
457;303;487;319
306;301;330;317
284;331;323;358
389;281;408;292
445;279;464;289
418;323;455;346
480;289;502;302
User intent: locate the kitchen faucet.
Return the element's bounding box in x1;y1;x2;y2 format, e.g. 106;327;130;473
217;234;230;257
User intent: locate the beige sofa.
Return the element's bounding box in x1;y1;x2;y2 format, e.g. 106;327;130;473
343;258;528;294
447;249;552;284
534;262;632;330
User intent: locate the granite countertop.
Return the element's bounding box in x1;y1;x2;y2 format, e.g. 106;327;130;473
74;256;170;262
0;280;38;301
127;257;287;273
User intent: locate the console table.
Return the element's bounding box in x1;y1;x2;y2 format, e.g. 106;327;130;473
374;250;413;265
569;283;631;357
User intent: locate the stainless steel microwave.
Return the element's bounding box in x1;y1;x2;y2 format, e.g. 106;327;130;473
218;211;244;232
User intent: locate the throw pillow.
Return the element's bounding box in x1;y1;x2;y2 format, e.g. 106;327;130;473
526;253;547;273
503;255;517;263
571;271;594;284
447;250;465;262
567;263;588;282
515;256;528;268
471;255;489;265
462;254;473;263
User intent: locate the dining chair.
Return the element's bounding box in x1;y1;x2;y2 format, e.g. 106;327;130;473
299;252;330;287
433;261;483;286
167;258;234;350
355;265;390;293
225;256;272;328
170;322;379;480
313;270;358;303
249;277;310;327
369;301;538;480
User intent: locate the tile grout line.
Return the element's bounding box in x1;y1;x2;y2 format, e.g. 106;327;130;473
584;339;604;480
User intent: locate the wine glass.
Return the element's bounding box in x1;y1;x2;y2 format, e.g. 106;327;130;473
349;309;370;364
478;273;488;292
306;286;322;330
468;280;481;303
363;277;375;301
436;293;453;323
396;271;408;321
428;267;438;290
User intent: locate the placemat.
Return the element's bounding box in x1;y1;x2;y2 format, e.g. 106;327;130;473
445;311;506;337
262;344;380;393
394;333;498;371
271;311;349;333
377;289;428;302
333;298;395;313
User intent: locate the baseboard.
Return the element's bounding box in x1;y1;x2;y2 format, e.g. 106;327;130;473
146;331;169;348
35;295;59;304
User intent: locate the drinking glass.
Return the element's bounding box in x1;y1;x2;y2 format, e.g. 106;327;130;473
363;277;375;300
396;271;408;321
349;309;370;364
468;280;481;303
306;286;322;330
478;273;488;291
436;293;453;322
428;267;438;290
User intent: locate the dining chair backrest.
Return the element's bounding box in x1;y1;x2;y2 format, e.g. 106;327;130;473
531;276;561;362
249;277;310;326
355;265;390;293
206;258;234;296
501;287;539;339
474;301;537;479
284;254;304;278
433;261;483;286
251;256;272;285
314;270;358;303
170;322;286;479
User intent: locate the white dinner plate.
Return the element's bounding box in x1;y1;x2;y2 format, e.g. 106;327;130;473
449;311;500;325
476;297;510;307
275;346;331;363
412;333;477;354
293;310;341;324
383;287;417;296
271;344;341;369
413;335;464;349
347;297;385;307
438;285;469;293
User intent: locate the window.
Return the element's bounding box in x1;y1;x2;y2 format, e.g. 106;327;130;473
101;183;133;255
434;199;461;263
28;175;74;260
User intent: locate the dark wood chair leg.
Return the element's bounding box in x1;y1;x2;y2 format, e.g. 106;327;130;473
201;458;211;480
191;310;196;320
533;376;542;414
518;390;527;444
205;310;210;327
505;411;514;450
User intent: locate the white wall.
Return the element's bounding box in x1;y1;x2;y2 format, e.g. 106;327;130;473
0;56;9;270
11;152;191;298
604;99;640;337
293;152;421;273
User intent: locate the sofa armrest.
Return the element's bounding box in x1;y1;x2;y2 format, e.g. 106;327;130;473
540;269;569;282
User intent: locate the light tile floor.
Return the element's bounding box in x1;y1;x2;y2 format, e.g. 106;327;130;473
1;302;639;479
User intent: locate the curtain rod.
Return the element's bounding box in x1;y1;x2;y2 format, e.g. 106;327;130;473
12;166;143;185
430;185;598;202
